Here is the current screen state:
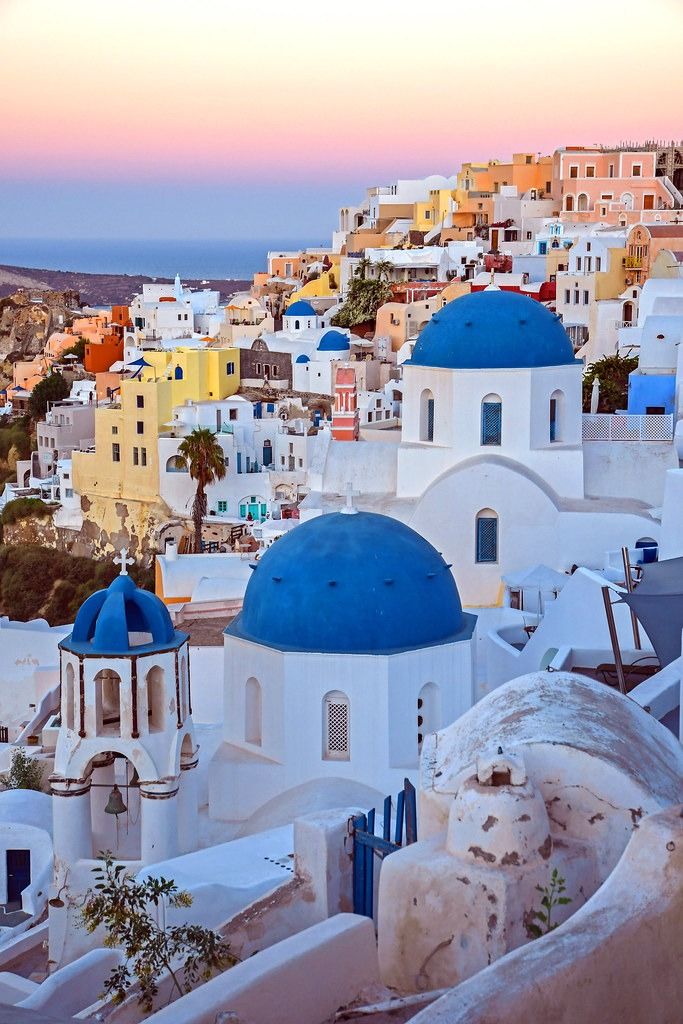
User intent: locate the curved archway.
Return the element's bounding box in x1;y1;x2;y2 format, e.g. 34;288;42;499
481;394;502;446
146;666;165;733
549;389;565;443
623;301;634;325
475;508;498;564
420;389;435;442
323;690;350;761
564;194;574;212
577;193;589;212
245;677;262;746
94;669;122;736
166;455;188;473
621;192;634;211
417;682;441;755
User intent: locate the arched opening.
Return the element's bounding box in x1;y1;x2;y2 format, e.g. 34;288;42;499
419;388;435;442
475;509;498;564
245;677;262;746
63;663;75;732
417;682;441;756
623;301;634;325
294;320;300;330
481;394;502;446
549;389;564;443
166;455;188;473
577;193;589;212
89;752;141;862
621;192;634;211
94;669;122;736
174;365;184;380
564;194;574;212
146;666;165;733
323;690;350;761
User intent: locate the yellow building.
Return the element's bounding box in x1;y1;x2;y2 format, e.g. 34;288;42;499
72;346;239;557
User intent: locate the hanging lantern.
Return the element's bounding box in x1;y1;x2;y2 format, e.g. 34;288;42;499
104;784;127;816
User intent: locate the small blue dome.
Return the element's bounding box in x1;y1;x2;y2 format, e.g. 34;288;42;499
227;512;474;654
318;330;350;352
295;354;310;364
285;300;316;318
410;291;577;370
62;574;186;656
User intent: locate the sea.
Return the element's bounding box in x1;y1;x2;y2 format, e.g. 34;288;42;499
0;237;324;281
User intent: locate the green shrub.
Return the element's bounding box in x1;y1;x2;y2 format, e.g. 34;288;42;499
3;749;44;792
1;498;52;526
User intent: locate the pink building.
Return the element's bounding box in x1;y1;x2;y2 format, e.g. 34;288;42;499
553;148;681;225
332;367;359;441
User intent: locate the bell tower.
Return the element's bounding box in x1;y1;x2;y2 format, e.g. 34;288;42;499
50;551;199;875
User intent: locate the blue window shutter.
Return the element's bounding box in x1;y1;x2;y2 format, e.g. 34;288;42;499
481;402;502;445
476;517;498;563
427;398;435;441
549;398;557;442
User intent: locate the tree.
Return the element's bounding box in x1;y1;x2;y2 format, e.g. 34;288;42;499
373;258;394;284
331;276;393;329
28;372;70;420
582;353;638;413
3;749;44;791
62;336;86;361
81;855;234;1011
355;256;371;281
177;428;226;552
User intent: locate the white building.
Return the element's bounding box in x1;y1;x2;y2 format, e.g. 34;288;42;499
209;508;476;827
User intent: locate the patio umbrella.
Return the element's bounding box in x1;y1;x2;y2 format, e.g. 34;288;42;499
620;556;683;667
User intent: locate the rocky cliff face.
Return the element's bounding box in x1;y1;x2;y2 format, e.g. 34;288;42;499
0;289;80;359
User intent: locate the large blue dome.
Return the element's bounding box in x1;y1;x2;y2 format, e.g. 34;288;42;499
285;300;316;318
410;290;577;370
318;330;350;352
62;573;186;656
227;512;474;654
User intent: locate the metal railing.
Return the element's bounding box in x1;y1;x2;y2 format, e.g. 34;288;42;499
582;413;674;441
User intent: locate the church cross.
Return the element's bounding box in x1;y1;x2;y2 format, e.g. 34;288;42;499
340;481;360;515
114;547;135;575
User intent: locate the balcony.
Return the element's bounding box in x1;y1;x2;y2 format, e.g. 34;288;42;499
624;256;643;269
582;413;674;442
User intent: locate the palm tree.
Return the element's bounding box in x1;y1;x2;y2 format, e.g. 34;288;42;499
374;258;394;284
355;257;371;281
178;428;226;553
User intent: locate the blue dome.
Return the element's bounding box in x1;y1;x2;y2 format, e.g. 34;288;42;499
227;512;475;654
410;290;577;370
285;300;316;318
318;330;350;352
62;573;186;656
295;354;310;364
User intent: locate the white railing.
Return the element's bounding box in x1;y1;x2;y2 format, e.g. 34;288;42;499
614;320;636;329
582;413;674;441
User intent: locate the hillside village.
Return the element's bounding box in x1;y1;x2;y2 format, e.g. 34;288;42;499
0;141;681;1022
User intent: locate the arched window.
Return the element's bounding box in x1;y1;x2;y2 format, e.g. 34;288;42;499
294;319;300;330
475;509;498;564
621;192;634;211
549;389;564;443
323;690;350;761
417;682;441;756
245;677;262;746
64;663;75;731
166;455;188;473
577;193;589;212
146;666;165;733
623;301;634;325
174;365;184;380
94;669;122;736
419;388;435;442
564;194;574;212
481;394;502;446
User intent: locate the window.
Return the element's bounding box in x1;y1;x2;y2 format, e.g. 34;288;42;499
217;500;228;513
565;195;574;212
577;193;589;212
643;194;654;210
601;207;607;217
136;421;144;434
574;290;579;304
112;425;118;435
133;447;139;466
596;257;602;271
227;361;235;374
633;164;641;177
112;443;120;462
136;395;144;408
256;362;262;375
245;677;262;745
586;166;595;178
65;487;73;498
601;194;613;201
583;290;589;305
476;510;498;563
569;165;578;178
178;314;182;321
141;448;147;467
609;164;614;178
323;691;349;760
586;242;591;253
549;390;564;442
417;682;441;756
577;257;582;271
166;455;188;473
420;389;434;442
146;666;165;733
184;314;188;321
481;395;502;446
585;257;592;272
228;408;238;421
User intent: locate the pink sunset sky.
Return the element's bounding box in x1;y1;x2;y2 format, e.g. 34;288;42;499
1;0;682;239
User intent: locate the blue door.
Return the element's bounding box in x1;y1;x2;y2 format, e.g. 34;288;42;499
6;850;30;904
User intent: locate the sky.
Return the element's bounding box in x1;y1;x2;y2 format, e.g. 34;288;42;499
1;0;682;241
